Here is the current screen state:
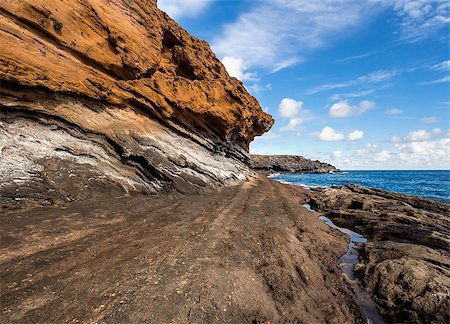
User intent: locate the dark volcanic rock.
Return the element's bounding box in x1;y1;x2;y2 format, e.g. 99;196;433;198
251;154;340;174
308;185;450;323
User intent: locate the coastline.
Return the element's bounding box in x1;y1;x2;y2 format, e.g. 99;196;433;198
2;175;448;323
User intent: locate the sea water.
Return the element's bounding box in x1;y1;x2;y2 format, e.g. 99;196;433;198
272;170;450;202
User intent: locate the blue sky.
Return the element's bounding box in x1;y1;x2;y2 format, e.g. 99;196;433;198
158;0;449;170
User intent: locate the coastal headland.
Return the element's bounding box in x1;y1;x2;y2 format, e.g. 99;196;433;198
0;1;449;323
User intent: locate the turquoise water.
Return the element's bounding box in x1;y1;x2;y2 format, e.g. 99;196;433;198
272;170;450;203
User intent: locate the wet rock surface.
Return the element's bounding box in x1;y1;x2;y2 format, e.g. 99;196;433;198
251;154;340;175
308;184;450;323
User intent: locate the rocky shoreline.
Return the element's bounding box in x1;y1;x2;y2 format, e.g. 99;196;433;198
305;184;450;323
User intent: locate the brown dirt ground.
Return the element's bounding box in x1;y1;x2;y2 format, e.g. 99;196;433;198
1;176;364;323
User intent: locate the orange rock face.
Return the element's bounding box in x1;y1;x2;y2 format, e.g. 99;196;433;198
0;0;272;148
0;0;273;208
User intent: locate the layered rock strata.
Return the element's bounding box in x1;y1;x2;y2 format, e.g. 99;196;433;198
0;0;273;210
251;154;340;174
307;185;450;323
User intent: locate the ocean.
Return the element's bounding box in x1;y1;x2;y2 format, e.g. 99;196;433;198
271;170;450;203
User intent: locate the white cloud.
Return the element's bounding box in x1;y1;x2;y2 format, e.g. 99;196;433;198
247;83;272;94
329;100;376;118
359;100;376;113
281;118;303;131
213;1;377;74
391;128;443;143
393;138;450;168
213;1;447;79
420;116;438;124
421;76;450;85
330;89;376;100
319;126;345;141
158;0;213;19
307;70;396;94
332;150;344;158
335;52;376;63
430;60;450;71
348;130;364;141
331;137;450;169
374;150;392;162
372;0;450;42
278;98;304;132
221;56;258;82
329;101;352;118
385;108;404;115
279;98;303;118
408;129;433;141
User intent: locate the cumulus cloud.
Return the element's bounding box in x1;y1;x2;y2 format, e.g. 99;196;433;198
420;116;438;124
385;108;404;115
278;98;304;131
329;101;352;118
348;130;364;141
329;100;376;118
330;133;450;169
279;98;302;118
158;0;213;19
319;127;345;141
391;128;443;143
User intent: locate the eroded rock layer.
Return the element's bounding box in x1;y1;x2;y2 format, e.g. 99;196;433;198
0;0;273;209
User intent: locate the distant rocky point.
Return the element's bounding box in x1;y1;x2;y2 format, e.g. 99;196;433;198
251;154;340;174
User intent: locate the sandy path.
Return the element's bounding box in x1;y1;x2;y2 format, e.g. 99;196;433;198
1;176;363;323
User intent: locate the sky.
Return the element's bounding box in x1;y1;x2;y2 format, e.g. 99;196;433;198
158;0;450;170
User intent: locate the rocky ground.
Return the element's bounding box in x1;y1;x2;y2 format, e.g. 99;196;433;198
308;185;450;323
251;155;340;175
0;177;365;323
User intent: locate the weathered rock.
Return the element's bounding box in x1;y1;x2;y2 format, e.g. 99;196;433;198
251;154;340;174
0;0;273;210
0;176;365;323
308;185;450;323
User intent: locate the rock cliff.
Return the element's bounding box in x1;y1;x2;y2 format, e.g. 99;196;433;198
251;155;340;174
0;0;273;210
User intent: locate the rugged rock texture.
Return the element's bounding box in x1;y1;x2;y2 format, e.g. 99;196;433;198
308;185;450;323
0;0;273;210
0;177;365;323
251;154;340;174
